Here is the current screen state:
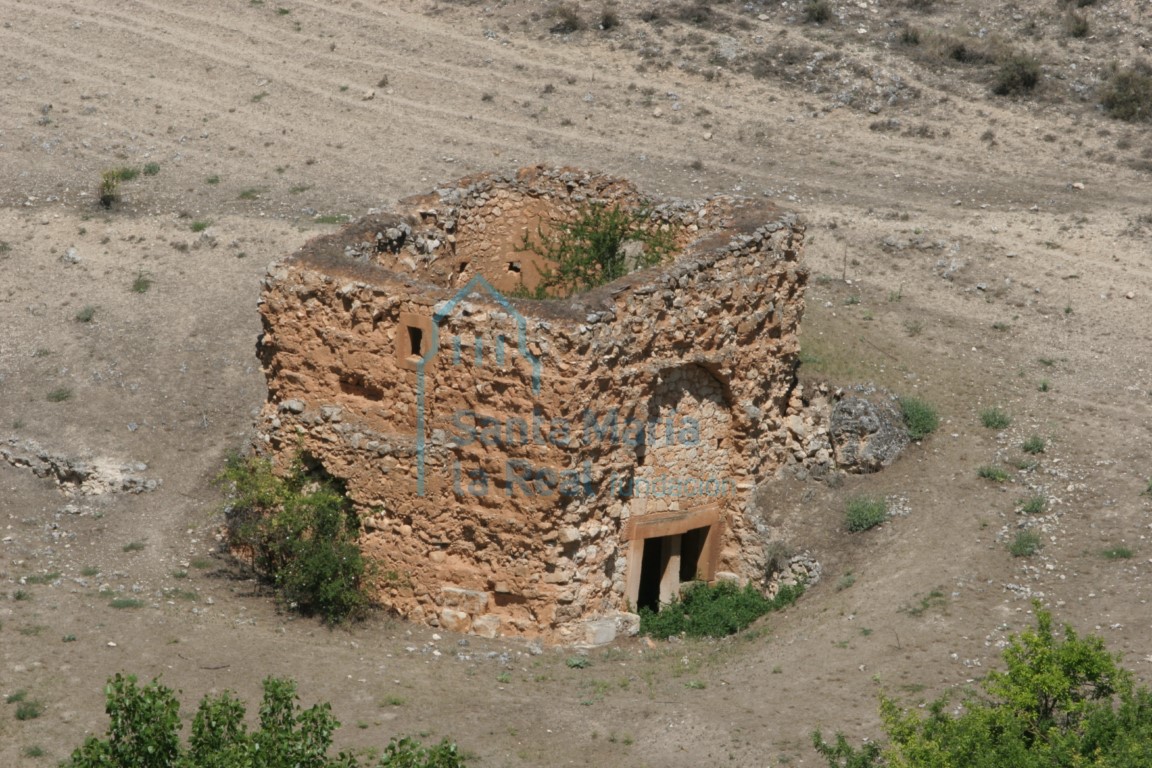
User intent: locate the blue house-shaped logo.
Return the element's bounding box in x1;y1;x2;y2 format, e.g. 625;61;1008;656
415;275;542;495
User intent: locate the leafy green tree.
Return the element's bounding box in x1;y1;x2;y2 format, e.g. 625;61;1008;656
66;674;464;768
515;202;677;297
814;603;1152;767
68;674;182;768
220;454;368;624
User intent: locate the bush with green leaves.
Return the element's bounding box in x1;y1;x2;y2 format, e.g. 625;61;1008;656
1101;63;1152;123
131;271;153;294
977;465;1009;482
1019;494;1046;515
639;580;803;640
47;386;73;402
898;396;939;441
515;201;677;298
992;54;1041;96
980;406;1011;429
1021;435;1045;455
1009;530;1042;557
845;496;888;532
15;699;45;720
99;171;121;208
65;673;464;768
220;454;368;624
1102;546;1133;560
814;603;1152;768
803;0;832;24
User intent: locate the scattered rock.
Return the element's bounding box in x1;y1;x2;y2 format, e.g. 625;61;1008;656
829;396;909;473
0;438;159;495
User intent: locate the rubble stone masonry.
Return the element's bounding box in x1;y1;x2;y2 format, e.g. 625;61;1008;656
254;166;809;642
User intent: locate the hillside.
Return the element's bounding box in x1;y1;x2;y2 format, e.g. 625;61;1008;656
1;1;1150;765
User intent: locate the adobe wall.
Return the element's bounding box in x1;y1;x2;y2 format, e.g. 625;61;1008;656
254;166;811;642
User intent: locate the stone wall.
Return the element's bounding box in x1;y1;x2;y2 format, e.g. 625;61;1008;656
254;166;810;642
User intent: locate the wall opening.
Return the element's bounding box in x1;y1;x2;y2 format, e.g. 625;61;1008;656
635;525;711;612
396;312;434;371
636;536;665;612
407;325;424;360
679;526;707;583
339;374;384;401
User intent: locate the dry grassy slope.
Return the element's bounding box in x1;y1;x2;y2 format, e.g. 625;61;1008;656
1;1;1151;766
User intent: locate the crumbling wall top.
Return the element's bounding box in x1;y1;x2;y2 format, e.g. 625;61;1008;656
274;165;803;324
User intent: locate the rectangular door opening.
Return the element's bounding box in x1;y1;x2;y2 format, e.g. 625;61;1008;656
636;536;665;612
636;525;711;613
679;526;707;583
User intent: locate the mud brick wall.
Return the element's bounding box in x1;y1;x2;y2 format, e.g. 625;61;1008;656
254;166;808;642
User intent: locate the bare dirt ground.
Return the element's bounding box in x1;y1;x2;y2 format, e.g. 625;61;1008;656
2;1;1151;765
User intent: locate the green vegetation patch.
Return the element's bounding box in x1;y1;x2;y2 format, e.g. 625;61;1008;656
1010;530;1043;557
219;454;368;624
1101;63;1152;123
639;580;803;639
845;496;888;532
814;603;1152;768
1102;546;1133;560
980;406;1012;429
515;201;678;298
898;396;939;440
64;674;464;767
978;465;1010;482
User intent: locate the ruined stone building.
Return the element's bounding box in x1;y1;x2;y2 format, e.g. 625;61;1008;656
255;166;809;642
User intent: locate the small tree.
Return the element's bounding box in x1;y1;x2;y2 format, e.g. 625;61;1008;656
1101;64;1152;123
220;454;369;624
66;674;465;768
99;171;121;208
516;202;677;298
68;674;182;768
814;603;1152;768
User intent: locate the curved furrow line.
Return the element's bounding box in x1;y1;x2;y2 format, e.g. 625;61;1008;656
0;28;326;146
8;0;887;204
0;4;634;163
121;0;614;107
0;10;773;194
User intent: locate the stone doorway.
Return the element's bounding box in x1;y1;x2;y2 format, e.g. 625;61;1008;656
635;525;711;611
624;507;721;612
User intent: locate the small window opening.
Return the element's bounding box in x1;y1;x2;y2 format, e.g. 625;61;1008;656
407;326;424;359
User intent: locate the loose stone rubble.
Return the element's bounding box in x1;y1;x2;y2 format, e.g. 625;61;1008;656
254;165;835;642
1;437;158;495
